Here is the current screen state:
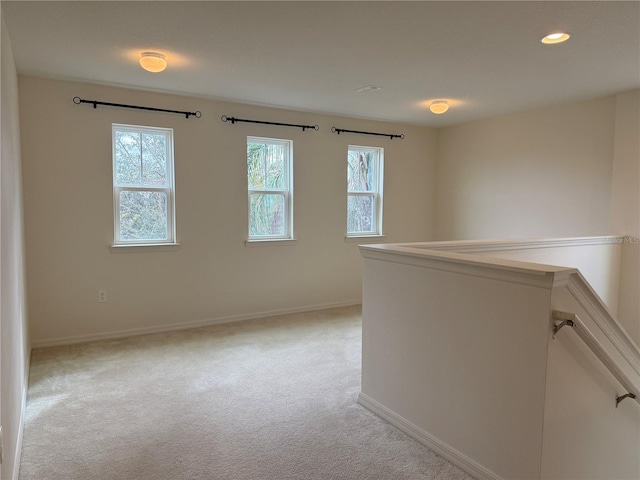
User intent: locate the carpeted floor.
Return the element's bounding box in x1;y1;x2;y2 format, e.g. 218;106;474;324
19;306;474;480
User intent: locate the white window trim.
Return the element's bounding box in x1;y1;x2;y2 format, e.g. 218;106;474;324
247;136;294;242
244;238;297;247
344;235;386;243
347;145;384;237
110;242;180;253
112;124;176;246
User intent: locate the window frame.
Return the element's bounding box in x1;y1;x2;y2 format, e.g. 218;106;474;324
112;123;176;246
246;136;294;242
346;145;384;237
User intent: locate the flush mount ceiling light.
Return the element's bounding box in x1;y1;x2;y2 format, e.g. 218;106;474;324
139;52;167;72
429;100;449;115
541;32;572;44
356;85;382;93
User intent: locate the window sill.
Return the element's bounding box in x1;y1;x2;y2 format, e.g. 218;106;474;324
111;243;181;253
245;239;297;247
344;235;386;244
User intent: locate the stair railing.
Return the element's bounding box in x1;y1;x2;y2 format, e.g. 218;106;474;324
552;310;639;407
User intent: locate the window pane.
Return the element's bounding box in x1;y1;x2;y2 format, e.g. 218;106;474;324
247;142;285;190
141;133;167;186
347;195;375;233
249;193;285;237
119;191;168;241
265;144;284;189
115;131;141;185
247;143;266;189
347;150;375;192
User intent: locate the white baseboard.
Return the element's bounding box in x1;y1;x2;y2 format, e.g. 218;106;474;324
31;300;362;348
12;384;27;480
358;392;504;480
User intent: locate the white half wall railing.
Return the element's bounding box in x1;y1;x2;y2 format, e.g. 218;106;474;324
358;236;639;480
392;235;626;316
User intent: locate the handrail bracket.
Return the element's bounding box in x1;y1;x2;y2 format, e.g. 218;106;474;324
616;393;636;407
553;319;575;338
552;311;577;338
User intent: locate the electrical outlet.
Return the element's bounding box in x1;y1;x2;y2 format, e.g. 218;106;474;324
97;290;107;303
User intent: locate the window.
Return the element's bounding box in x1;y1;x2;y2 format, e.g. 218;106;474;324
247;137;293;240
347;145;383;236
112;124;175;245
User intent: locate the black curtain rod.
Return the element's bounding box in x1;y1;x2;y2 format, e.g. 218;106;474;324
221;115;319;132
331;127;404;140
73;97;202;119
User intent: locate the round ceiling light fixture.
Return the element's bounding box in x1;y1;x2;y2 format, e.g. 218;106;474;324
429;100;449;115
139;52;167;72
540;32;572;44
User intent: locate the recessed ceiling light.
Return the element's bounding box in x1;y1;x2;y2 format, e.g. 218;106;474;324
541;32;572;44
139;52;167;72
356;85;382;93
429;100;449;115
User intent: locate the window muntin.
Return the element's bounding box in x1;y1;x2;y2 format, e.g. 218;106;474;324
247;137;293;240
112;124;175;245
347;146;383;235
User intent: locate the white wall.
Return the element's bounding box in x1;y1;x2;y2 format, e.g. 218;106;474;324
359;246;557;479
610;90;639;344
610;90;639;236
1;9;30;480
434;92;639;342
435;96;617;240
543;285;640;480
19;76;437;346
619;240;639;344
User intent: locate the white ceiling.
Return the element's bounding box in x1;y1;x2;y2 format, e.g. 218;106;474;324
3;1;639;127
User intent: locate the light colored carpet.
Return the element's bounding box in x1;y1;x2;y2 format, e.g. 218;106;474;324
19;306;474;480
